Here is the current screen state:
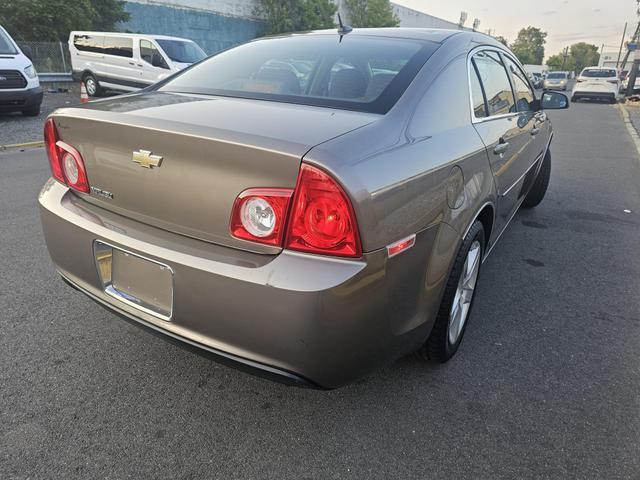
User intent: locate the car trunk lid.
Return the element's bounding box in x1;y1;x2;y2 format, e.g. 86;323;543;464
52;92;377;253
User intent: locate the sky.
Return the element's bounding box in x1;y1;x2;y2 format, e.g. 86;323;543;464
393;0;639;59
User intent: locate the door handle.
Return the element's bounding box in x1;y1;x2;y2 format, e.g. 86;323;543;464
129;61;136;66
493;141;509;155
531;127;540;136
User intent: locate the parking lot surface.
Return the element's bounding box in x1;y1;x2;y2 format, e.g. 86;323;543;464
1;102;639;479
0;84;79;146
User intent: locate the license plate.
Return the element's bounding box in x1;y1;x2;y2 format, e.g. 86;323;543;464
94;241;173;320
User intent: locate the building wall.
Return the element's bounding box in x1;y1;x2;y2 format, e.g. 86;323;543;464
391;4;459;29
122;0;264;54
121;0;461;55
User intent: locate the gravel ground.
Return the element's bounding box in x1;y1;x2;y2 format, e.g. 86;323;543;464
0;83;80;146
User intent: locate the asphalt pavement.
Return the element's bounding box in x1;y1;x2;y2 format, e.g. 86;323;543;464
1;101;639;479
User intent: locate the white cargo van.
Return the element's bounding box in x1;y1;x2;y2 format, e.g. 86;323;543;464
0;25;43;116
68;32;207;97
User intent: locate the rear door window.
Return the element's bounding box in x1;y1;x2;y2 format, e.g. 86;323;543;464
472;50;516;117
103;36;133;58
504;56;535;112
469;61;487;118
73;34;105;54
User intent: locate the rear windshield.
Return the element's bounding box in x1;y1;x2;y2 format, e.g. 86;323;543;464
0;29;18;55
581;69;616;78
547;72;567;79
158;34;438;114
155;39;206;64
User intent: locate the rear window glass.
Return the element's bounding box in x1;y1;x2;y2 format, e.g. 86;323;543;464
547;72;567;79
158;35;439;114
581;69;616;78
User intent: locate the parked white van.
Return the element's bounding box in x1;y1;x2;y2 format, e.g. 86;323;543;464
0;25;43;116
68;32;207;97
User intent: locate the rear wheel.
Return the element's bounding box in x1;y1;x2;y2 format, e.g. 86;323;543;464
417;221;484;362
83;73;102;97
522;149;551;208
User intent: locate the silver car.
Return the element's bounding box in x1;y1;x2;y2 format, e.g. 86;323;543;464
39;28;569;388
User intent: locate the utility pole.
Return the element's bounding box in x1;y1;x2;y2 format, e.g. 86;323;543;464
561;46;569;70
617;22;628;68
625;0;640;96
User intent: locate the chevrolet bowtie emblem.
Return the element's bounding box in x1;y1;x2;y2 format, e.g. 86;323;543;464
132;150;163;168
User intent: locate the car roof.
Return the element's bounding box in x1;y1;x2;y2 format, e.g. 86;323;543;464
69;31;194;42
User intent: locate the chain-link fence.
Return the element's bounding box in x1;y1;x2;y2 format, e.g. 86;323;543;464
16;41;72;75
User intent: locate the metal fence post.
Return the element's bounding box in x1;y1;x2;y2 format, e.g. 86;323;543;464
59;41;67;73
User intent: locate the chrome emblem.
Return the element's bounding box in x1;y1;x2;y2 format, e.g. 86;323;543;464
132;150;162;169
0;76;6;81
90;186;114;200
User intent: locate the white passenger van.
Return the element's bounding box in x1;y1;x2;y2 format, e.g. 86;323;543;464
68;32;207;97
0;25;43;116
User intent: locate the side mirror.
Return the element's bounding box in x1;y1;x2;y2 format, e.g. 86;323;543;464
541;91;569;109
21;45;33;60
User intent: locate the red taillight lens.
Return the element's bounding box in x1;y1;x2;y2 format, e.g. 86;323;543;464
44;118;64;183
285;164;361;258
230;188;293;246
43;117;90;193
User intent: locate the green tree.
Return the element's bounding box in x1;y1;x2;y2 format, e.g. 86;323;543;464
344;0;400;28
570;42;600;73
254;0;336;35
0;0;129;41
494;35;508;47
510;26;547;64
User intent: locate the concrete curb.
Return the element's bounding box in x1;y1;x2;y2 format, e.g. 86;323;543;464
618;103;640;159
0;141;44;151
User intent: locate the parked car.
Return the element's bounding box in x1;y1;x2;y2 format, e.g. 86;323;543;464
68;31;207;97
0;25;43;116
571;67;619;103
40;29;569;388
543;71;569;90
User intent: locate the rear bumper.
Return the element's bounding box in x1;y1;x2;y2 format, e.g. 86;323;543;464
39;180;444;387
0;86;42;111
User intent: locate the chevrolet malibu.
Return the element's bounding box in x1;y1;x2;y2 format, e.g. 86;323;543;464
39;28;569;388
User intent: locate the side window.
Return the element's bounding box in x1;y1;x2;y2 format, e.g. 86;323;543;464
103;36;133;58
140;40;169;69
472;51;516;117
504;56;535;112
469;60;487;118
73;35;104;54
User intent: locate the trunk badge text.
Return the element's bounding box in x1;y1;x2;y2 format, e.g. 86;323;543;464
90;186;114;200
132;150;163;169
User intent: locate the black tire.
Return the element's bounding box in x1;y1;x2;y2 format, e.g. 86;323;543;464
22;104;40;116
522;149;551;208
83;72;102;97
571;96;578;102
417;221;485;362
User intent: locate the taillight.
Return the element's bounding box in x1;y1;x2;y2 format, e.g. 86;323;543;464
43;117;90;193
230;188;293;246
285;164;361;258
230;164;362;258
